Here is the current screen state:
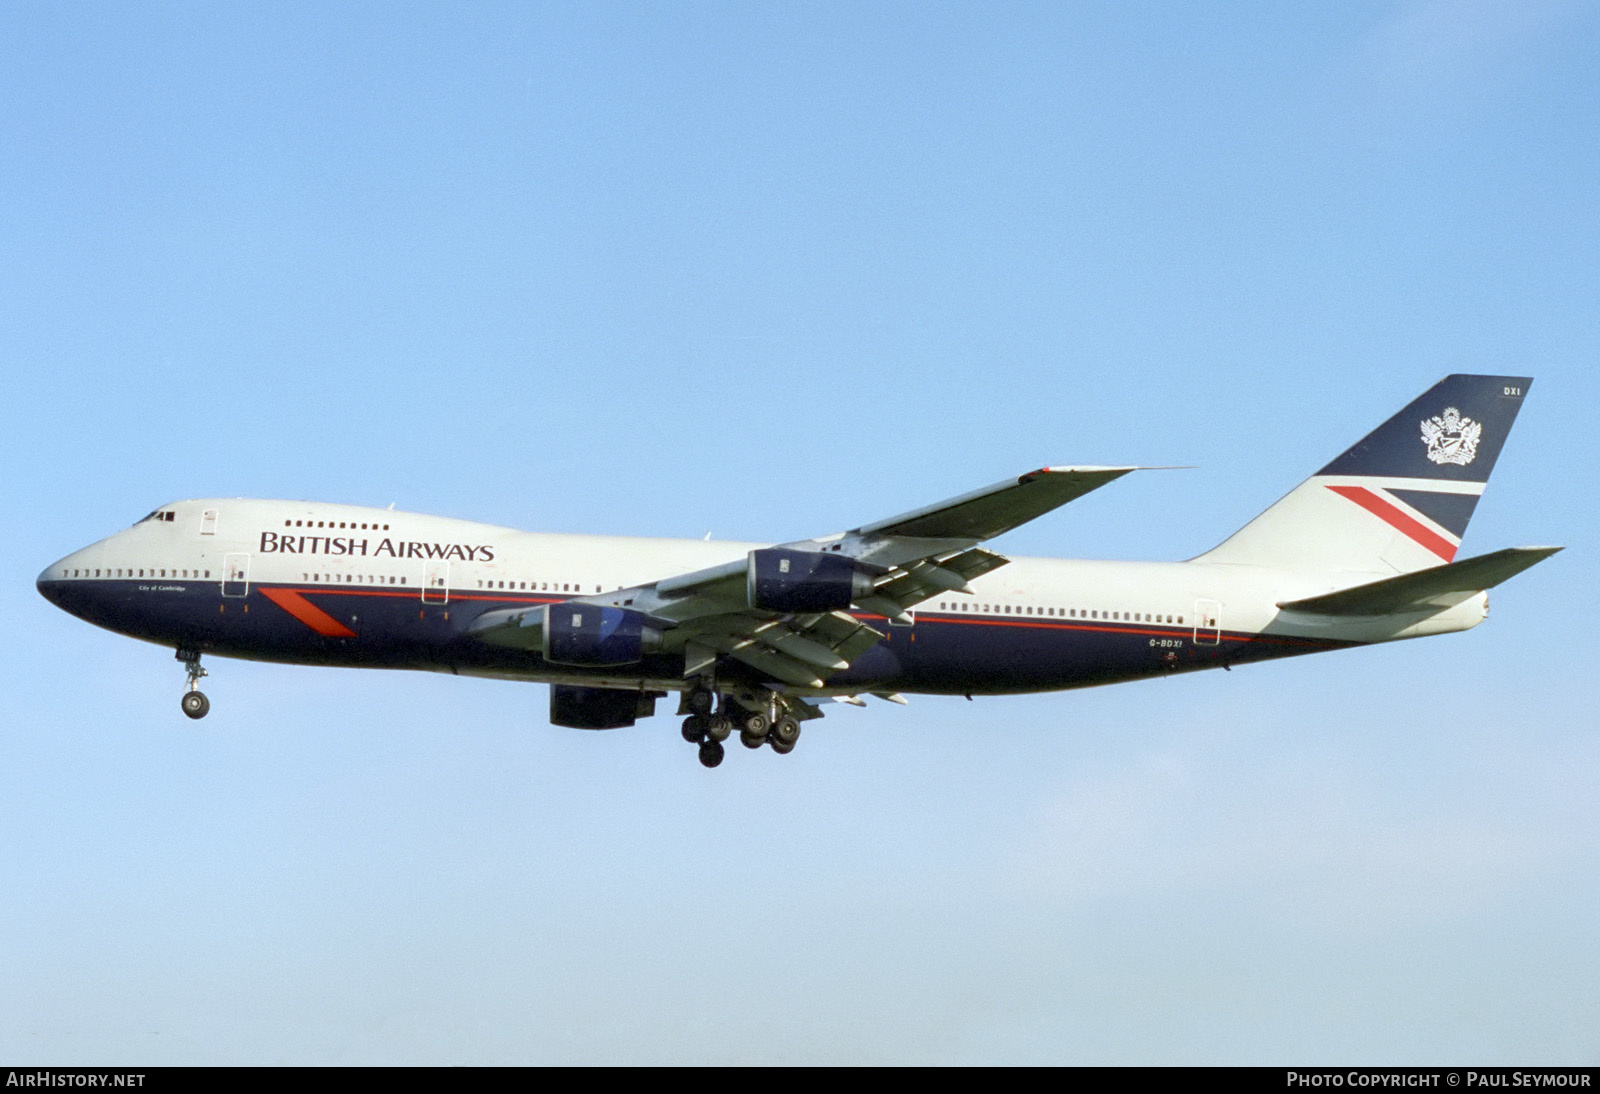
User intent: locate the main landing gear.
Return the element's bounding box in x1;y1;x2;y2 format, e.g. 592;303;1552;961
176;648;209;720
680;683;805;768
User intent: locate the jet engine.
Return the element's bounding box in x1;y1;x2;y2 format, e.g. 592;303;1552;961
549;684;660;730
543;603;663;667
746;547;876;613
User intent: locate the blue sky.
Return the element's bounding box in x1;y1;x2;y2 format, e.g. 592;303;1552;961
3;1;1596;1064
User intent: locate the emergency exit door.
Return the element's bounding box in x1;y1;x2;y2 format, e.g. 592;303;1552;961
422;560;449;603
222;553;250;598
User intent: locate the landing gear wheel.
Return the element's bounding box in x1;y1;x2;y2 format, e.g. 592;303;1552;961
688;687;715;716
705;715;733;743
741;711;769;739
770;716;800;749
740;728;765;749
175;648;209;719
697;739;725;768
769;737;795;756
681;715;707;744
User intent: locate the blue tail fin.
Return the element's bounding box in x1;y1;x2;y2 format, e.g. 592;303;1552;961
1196;376;1533;574
1317;375;1532;483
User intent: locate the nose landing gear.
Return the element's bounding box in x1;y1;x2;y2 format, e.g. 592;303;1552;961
176;648;209;719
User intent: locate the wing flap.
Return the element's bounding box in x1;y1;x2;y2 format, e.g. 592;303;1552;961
799;611;886;661
699;631;825;688
1278;546;1562;617
873;547;1009;607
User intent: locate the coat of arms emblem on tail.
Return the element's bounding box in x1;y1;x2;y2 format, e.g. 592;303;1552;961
1420;407;1482;466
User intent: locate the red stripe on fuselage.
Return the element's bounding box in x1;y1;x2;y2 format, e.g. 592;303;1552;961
912;614;1347;649
259;587;358;637
1325;485;1457;562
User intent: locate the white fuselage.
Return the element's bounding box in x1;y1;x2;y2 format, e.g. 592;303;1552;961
41;497;1488;697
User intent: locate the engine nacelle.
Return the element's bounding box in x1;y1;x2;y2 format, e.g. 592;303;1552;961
747;548;876;613
549;685;660;730
543;604;662;667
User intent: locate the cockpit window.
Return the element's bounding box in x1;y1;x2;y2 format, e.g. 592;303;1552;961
136;509;177;525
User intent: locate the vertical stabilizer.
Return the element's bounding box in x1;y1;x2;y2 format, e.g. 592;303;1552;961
1194;375;1532;574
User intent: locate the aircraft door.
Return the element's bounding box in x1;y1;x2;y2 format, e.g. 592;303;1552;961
222;553;250;598
1193;598;1221;646
422;560;449;603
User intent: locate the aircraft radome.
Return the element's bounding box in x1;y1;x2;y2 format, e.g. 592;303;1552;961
39;375;1558;768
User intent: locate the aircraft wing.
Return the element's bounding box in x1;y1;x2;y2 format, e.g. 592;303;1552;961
855;465;1138;540
470;466;1139;687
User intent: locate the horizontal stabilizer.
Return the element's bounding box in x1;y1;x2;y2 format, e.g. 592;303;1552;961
1278;546;1561;617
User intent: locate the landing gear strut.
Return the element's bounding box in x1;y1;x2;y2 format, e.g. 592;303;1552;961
176;648;209;719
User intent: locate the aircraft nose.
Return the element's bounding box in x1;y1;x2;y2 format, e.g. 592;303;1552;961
38;547;100;615
38;556;77;611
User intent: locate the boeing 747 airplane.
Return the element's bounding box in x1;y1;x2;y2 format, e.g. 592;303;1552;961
38;375;1557;767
